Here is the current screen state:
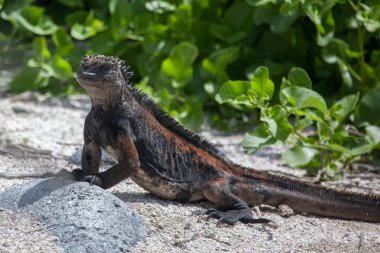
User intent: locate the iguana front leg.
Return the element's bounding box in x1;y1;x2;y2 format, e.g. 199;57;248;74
202;178;270;225
74;129;102;184
81;137;102;176
83;135;140;189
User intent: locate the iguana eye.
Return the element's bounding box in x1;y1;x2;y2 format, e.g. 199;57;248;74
108;70;117;79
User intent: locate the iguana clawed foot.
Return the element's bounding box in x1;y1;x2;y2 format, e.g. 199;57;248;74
57;169;105;188
83;174;104;188
205;208;271;226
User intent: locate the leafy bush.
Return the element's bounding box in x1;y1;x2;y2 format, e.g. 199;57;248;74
216;67;380;179
1;0;380;175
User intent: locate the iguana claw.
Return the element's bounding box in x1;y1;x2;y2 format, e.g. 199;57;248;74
84;175;104;188
205;208;271;226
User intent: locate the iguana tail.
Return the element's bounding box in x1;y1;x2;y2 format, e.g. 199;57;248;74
242;171;380;222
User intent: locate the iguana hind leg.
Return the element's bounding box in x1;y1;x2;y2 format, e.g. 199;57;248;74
202;178;270;225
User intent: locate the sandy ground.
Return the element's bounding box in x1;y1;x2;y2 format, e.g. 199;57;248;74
0;92;379;253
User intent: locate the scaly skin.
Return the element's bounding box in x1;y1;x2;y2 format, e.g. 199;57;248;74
75;54;380;225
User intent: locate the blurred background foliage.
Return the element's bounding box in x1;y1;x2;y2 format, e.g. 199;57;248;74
1;0;380;175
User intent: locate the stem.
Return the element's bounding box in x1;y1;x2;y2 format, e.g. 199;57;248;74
294;131;308;142
295;142;339;153
348;0;367;89
4;26;18;53
347;0;358;11
350;0;367;89
347;64;362;81
319;141;325;168
357;23;367;89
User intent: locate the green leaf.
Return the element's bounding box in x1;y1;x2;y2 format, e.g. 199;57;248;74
50;55;73;80
201;59;226;83
170;41;198;66
288;67;312;89
302;1;335;46
68;11;105;40
57;0;82;7
304;109;325;123
281;86;328;115
215;67;286;120
71;23;96;40
109;0;132;39
178;96;204;131
209;47;240;67
0;0;3;10
242;123;277;154
250;67;274;102
261;105;292;141
168;4;192;33
21;6;58;35
280;68;312;94
348;144;373;156
90;30;117;54
279;0;300;16
32;37;50;63
324;143;348;153
224;1;253;30
317;121;330;139
134;13;153;34
322;39;348;64
279;77;292;91
296;117;313;131
246;0;276;6
10;66;49;92
209;2;252;43
283;145;318;168
215;80;254;110
355;87;380;126
357;5;380;33
141;23;168;53
52;28;74;56
4;6;58;35
254;3;299;33
145;0;175;14
321;39;353;89
161;58;192;87
201;47;240;84
160;42;198;87
366;125;380;145
66;10;86;25
330;93;359;123
210;23;247;44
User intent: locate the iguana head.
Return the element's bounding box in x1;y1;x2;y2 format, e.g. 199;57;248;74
76;54;132;109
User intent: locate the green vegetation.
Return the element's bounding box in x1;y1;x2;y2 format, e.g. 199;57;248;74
1;0;379;177
216;67;380;179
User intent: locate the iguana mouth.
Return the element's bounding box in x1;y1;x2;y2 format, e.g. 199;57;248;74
76;71;104;83
80;71;97;77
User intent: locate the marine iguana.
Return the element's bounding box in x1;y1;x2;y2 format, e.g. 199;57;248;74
74;54;380;225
